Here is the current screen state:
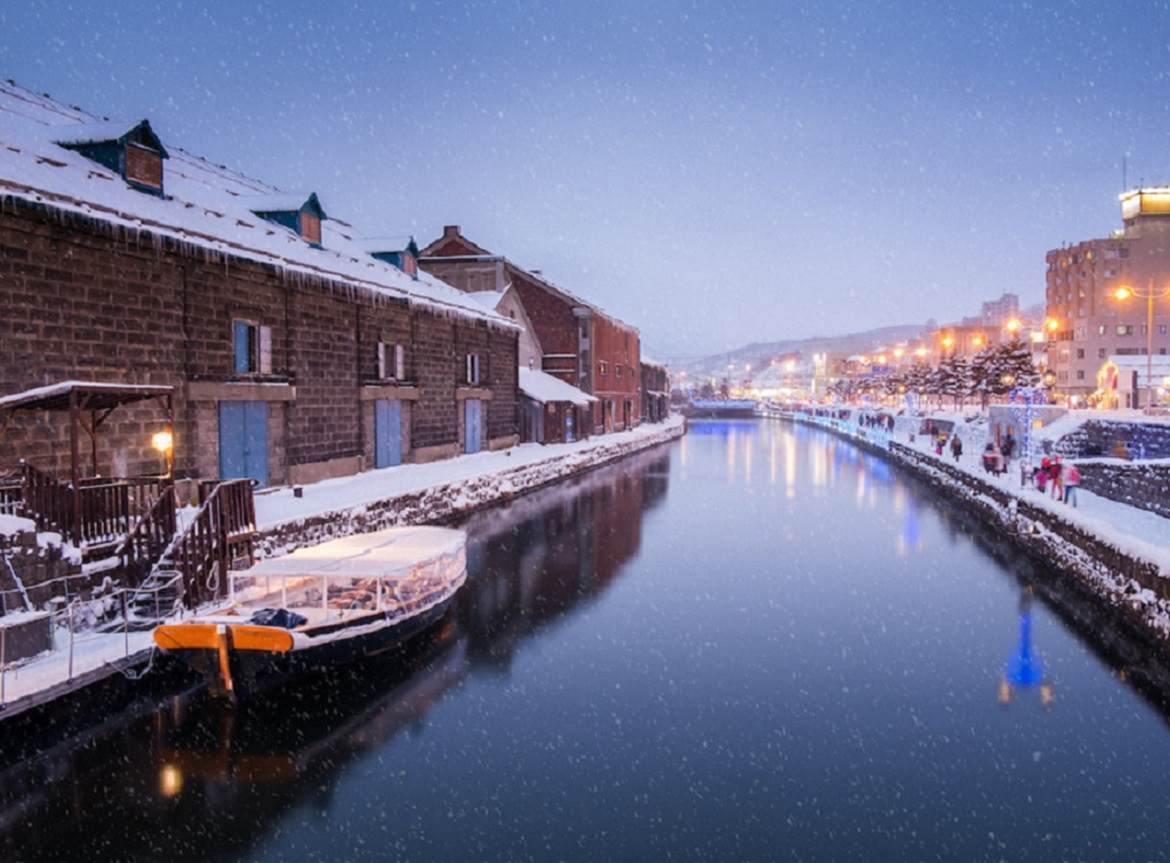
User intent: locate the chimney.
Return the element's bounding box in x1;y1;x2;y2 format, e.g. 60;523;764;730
443;225;460;238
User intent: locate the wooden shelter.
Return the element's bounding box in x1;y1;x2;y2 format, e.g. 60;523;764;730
0;381;175;549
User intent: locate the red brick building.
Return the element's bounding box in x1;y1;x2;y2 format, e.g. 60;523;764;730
420;226;642;434
0;84;519;493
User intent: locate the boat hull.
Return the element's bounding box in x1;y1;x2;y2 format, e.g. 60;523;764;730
157;598;456;700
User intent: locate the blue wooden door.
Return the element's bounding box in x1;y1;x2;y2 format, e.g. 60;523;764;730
218;401;268;486
464;399;482;454
375;399;402;468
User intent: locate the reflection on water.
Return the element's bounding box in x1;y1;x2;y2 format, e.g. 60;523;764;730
457;447;670;673
0;448;671;862
999;588;1055;709
6;424;1170;860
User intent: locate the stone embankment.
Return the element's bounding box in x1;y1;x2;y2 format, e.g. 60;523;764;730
255;419;687;558
784;412;1170;695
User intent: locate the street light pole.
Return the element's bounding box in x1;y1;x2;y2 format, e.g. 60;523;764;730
1146;286;1154;412
1116;279;1170;411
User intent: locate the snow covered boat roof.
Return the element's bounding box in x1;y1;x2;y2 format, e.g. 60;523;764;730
247;525;465;581
0;82;516;332
518;368;597;406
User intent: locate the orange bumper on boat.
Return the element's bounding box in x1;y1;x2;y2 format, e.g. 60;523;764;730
154;623;295;654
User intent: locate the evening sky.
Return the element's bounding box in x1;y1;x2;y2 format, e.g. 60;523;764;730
3;0;1170;357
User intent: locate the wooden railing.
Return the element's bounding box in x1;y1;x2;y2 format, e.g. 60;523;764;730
0;467;22;519
117;486;179;589
3;463;170;549
169;480;256;609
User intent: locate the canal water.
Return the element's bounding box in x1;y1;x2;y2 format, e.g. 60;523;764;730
5;419;1170;861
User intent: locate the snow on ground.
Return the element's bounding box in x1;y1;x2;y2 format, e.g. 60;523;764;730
875;407;1170;571
251;417;684;530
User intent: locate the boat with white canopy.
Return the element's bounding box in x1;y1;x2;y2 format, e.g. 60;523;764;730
153;526;467;699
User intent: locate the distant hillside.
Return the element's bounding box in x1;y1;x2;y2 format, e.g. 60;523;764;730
659;324;924;380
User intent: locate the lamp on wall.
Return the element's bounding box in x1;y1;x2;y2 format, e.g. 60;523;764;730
152;429;174;478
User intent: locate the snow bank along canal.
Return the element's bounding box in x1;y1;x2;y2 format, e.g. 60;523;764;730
6;419;1170;861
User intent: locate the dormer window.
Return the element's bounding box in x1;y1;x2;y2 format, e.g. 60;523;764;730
53;119;168;197
242;193;328;248
356;236;420;280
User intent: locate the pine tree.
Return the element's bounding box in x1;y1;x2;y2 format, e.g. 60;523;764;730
1001;337;1039;388
969;346;996;409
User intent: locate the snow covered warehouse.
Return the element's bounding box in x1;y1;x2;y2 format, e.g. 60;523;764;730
0;82;520;494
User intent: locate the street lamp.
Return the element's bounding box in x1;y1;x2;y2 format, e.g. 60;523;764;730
1115;280;1170;410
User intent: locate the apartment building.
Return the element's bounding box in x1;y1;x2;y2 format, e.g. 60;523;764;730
1046;187;1170;402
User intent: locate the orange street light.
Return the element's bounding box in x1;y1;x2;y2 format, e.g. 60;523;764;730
1114;280;1170;409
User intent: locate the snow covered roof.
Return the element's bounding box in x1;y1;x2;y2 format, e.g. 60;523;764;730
518;368;597;405
465;291;505;312
239;192;326;217
0;81;515;332
247;525;465;580
50;119;168;157
0;380;173;412
353;236;418;254
421;228;632;330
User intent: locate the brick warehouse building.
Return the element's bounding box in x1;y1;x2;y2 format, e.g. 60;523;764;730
0;83;519;492
419;226;642;434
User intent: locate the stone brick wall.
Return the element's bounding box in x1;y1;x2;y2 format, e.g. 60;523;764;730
0;198;520;485
286;284;360;467
412;314;457;453
1076;460;1170;520
1054;418;1170;459
0;522;82;616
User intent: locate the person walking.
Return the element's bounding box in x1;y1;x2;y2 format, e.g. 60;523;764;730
1050;456;1064;502
1001;432;1016;464
982;441;1003;474
1036;457;1051;493
950;433;963;462
1063;462;1080;507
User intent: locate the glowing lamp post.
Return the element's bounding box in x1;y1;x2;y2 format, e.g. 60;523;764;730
1115;281;1170;410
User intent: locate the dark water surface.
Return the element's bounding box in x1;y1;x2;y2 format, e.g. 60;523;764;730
5;419;1170;861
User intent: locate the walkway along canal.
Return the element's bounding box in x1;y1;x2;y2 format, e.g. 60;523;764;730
6;419;1170;860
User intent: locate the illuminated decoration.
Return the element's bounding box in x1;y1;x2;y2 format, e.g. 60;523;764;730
1007;385;1045;486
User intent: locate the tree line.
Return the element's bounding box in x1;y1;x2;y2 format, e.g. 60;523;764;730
827;339;1041;409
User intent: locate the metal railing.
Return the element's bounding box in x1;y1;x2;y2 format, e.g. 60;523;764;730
0;574;182;709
